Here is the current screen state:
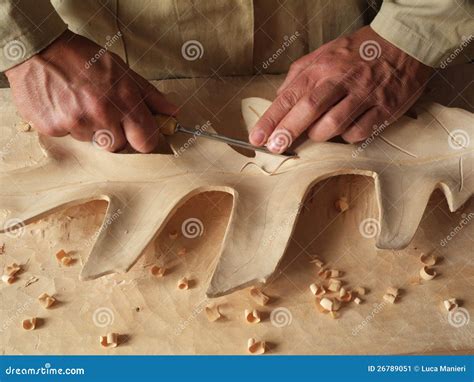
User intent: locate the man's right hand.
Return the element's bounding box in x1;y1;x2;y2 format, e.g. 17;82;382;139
5;30;177;153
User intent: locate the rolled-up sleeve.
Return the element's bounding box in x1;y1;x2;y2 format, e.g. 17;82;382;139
371;0;474;67
0;0;67;71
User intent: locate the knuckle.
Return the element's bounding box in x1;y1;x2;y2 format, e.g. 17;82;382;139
278;89;300;110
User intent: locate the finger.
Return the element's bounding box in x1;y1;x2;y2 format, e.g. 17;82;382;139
266;84;347;153
122;102;160;153
249;85;305;146
130;72;178;116
341;107;386;143
92;124;127;152
307;97;370;142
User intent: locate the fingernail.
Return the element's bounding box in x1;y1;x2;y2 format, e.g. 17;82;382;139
250;130;266;145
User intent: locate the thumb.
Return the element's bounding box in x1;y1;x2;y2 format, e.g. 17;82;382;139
132;72;179;116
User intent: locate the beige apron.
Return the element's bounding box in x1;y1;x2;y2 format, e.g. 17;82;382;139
51;0;374;80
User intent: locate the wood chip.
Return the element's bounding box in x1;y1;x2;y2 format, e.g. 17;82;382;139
309;257;324;268
150;265;166;277
317;267;327;277
420;266;437;280
338;290;352;303
383;293;397;304
249;287;270;306
319;297;334;311
247;338;266;355
354;297;363;304
354;287;366;296
168;230;178;240
55;249;73;266
443;298;458;312
177;277;189;290
205;304;222;322
420;253;436;266
327;278;342;292
24;276;39;287
2;274;16;284
38;293;56;309
334;197;349;212
4;263;21;276
0;243;5;255
386;287;399;297
244;309;261;324
328;269;342;278
100;333;119;348
22;317;37;330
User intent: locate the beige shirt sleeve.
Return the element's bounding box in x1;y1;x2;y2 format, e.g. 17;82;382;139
371;0;474;67
0;0;67;72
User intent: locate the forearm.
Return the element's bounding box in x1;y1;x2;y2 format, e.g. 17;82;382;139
0;0;67;71
371;0;474;67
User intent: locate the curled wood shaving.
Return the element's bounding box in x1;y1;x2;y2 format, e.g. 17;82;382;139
150;265;166;277
309;257;324;268
310;283;326;297
100;333;119;348
249;287;270;306
338;290;352;303
2;274;16;284
22;317;37;330
5;263;21;276
319;297;334;311
420;266;437;280
55;249;73;266
386;287;399;297
354;297;363;304
244;309;261;324
328;269;342;278
247;338;266;355
0;243;5;254
24;276;39;287
168;230;178;240
317;267;327;277
38;293;56;309
177;247;187;256
354;287;366;296
420;253;436;266
334;197;349;212
383;293;397;304
443;298;458;312
327;278;342;292
177;277;189;290
205;304;222;322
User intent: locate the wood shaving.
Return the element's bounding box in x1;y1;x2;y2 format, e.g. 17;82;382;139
205;304;222;322
55;249;73;266
386;287;399;297
22;317;37;330
334;197;349;212
38;293;56;309
319;297;334;311
168;230;178;240
150;265;166;278
309;257;324;268
328;269;342;278
443;298;458;312
177;247;187;256
354;297;363;304
244;309;261;324
2;274;16;284
0;243;5;255
24;276;39;287
332;299;342;311
420;266;437;280
420;253;437;266
249;287;270;306
5;263;21;276
177;277;189;290
354;287;366;296
100;333;119;348
383;293;397;304
247;338;266;355
327;278;342;292
317;267;327;277
17;121;32;132
338;290;353;303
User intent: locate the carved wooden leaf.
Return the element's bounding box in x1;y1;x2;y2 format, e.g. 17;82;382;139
0;98;472;297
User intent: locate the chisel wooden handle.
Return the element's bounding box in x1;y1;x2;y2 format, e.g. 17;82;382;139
155;114;178;136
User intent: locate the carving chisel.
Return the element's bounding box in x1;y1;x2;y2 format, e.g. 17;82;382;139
155;114;295;157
